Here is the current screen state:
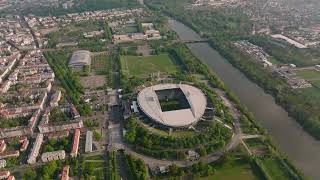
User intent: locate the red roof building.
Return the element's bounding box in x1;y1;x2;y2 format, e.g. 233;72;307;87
60;165;69;180
71;105;80;119
0;151;19;159
0;171;10;179
0;140;6;153
70;129;80;157
7;175;15;180
20;139;29;152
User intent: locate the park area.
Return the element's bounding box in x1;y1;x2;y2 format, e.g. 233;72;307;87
199;158;260;180
80;54;111;88
311;80;320;88
123;25;140;34
295;70;320;80
82;155;106;179
295;70;320;89
120;54;177;77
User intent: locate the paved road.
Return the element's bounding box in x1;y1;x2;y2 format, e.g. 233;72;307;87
85;160;105;162
241;140;253;155
108;121;123;150
118;132;241;168
242;134;262;139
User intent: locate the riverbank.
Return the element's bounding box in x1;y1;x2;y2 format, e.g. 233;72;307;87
138;0;319;178
145;0;320;142
208;39;320;140
167;17;320;179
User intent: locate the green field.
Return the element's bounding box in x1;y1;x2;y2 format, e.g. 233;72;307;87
120;54;177;77
295;70;320;80
260;158;292;180
85;154;104;160
124;25;140;34
83;155;106;179
115;24;140;34
199;159;259;180
311;80;320;88
244;138;266;149
268;56;280;65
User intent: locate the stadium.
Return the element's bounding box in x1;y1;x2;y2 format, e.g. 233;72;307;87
137;83;207;128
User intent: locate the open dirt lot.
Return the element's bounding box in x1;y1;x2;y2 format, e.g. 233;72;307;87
80;75;106;88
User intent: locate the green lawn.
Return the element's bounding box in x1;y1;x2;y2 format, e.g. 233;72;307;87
298;87;320;115
244;138;264;148
124;25;140;34
268;56;280;65
84;157;106;179
85;161;105;168
159;99;188;111
295;70;320;80
85;154;104;161
260;158;291;180
120;54;177;77
199;159;260;180
311;80;320;88
299;87;320;98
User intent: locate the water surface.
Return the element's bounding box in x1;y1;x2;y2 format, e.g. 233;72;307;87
169;19;320;179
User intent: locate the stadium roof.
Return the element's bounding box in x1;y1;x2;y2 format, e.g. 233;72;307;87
137;83;207;128
69;50;91;66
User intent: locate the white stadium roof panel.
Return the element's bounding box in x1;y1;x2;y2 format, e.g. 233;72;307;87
137;83;207;128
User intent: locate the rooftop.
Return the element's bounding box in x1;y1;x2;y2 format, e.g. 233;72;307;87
68;50;91;66
137;84;207;128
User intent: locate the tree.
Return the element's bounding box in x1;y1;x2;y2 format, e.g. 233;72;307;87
49;138;57;146
84;162;95;177
91;95;98;101
160;151;169;159
44;145;54;152
83;65;90;76
49;107;69;123
23;168;37;180
176;151;186;160
220;153;231;165
61;137;69;146
169;164;179;176
93;130;102;141
42;160;58;177
197;146;207;156
205;165;214;176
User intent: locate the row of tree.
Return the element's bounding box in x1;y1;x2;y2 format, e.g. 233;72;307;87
124;116;231;160
44;51;92;116
108;151;121;180
23;160;62;180
43;137;71;153
124;153;147;180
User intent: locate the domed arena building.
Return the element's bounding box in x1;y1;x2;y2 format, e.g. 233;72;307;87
137;83;207;128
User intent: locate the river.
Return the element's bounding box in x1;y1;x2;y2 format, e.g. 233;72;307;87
168;19;320;179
